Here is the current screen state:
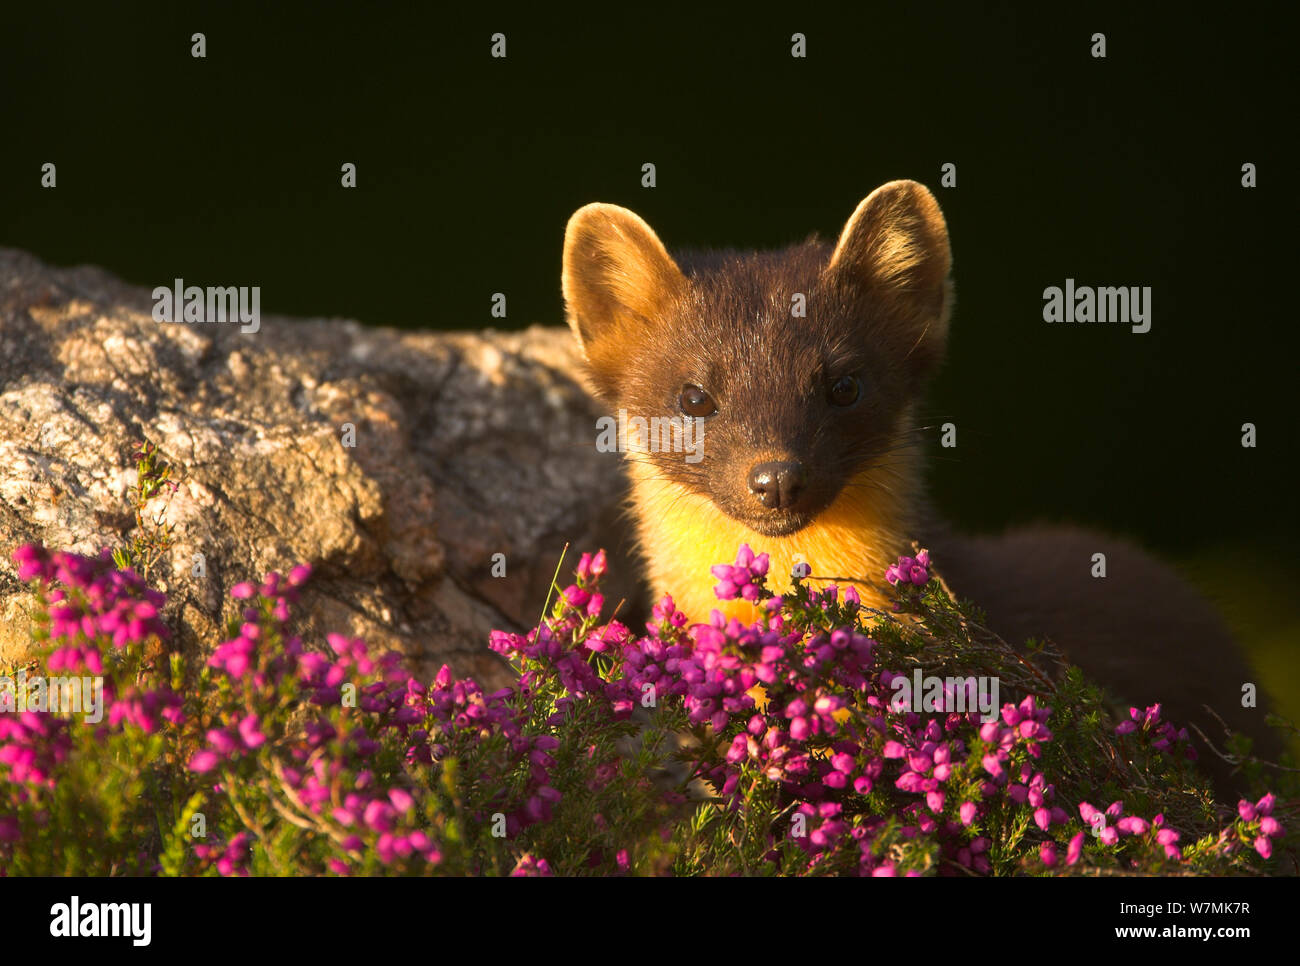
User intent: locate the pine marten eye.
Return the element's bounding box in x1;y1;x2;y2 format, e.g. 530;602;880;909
679;384;718;418
828;375;861;407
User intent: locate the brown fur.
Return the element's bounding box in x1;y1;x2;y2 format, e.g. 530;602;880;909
563;181;1279;795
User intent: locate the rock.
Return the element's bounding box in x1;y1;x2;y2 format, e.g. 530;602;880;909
0;248;642;688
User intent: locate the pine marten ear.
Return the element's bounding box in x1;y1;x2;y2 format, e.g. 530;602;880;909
562;203;687;362
824;180;953;374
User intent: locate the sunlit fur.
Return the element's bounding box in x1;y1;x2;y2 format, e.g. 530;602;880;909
624;417;920;622
563;180;952;624
561;182;1281;795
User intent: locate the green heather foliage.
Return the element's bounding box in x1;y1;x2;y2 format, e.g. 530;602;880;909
0;448;1293;876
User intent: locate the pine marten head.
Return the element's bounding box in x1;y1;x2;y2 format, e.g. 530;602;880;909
562;180;952;543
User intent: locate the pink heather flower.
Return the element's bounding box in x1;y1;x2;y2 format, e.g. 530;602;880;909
711;545;770;601
1260;817;1284;837
711;571;739;600
13;544;49;581
1117;817;1150;836
886;552;930;587
896;772;924;793
907;751;933;774
206;729;239;754
238;714;266;749
19;541;1259;878
511;854;553;877
563;585;591;609
1040;841;1058;867
230;582;257;599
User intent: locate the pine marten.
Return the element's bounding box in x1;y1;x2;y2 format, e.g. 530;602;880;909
561;180;1278;793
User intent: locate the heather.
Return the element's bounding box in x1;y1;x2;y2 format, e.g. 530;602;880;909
0;459;1295;875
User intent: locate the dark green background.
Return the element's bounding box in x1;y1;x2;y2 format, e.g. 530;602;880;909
3;3;1296;702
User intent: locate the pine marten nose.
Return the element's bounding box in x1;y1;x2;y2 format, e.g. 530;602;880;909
747;461;807;509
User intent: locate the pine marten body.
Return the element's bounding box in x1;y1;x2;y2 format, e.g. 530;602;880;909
561;181;1277;792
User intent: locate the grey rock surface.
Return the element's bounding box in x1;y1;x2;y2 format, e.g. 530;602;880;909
0;248;642;689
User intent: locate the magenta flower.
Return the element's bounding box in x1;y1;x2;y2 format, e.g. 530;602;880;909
711;544;772;602
1040;841;1058;867
885;550;931;587
1066;832;1085;865
238;714;266;749
1116;817;1149;836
